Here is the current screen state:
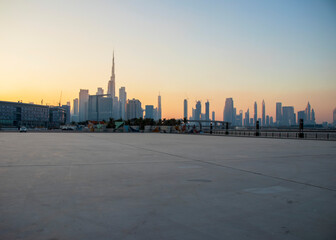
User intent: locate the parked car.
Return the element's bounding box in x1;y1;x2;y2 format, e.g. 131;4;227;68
19;126;27;132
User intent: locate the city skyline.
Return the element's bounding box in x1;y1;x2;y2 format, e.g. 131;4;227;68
1;1;335;122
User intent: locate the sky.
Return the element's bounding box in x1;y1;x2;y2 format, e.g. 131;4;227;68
0;0;335;123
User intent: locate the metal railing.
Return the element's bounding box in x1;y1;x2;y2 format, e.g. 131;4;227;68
202;129;336;141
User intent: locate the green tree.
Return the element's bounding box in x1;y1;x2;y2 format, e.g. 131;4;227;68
106;118;116;128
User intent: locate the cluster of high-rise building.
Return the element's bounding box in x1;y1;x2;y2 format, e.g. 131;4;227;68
184;99;215;122
1;53;335;128
217;98;317;127
182;98;320;127
71;53;162;122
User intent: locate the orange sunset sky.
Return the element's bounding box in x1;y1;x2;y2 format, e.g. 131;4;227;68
1;1;335;122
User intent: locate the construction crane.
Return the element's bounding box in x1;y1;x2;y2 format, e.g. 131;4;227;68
58;91;62;107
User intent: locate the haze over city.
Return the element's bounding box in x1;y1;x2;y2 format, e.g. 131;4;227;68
1;0;335;122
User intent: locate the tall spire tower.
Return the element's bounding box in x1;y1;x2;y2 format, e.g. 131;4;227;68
107;51;116;97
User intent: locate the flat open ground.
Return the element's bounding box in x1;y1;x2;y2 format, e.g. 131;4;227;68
0;133;335;240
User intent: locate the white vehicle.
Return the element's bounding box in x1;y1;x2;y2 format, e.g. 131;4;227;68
19;126;27;132
61;125;76;130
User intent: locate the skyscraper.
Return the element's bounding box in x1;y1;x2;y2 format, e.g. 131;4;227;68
183;99;188;120
119;87;127;120
236;110;243;127
73;98;79;116
212;111;215;121
266;115;270;126
276;102;282;125
145;105;154;119
262;100;265;126
282;106;295;126
62;104;71;124
333;108;336;126
195;101;201;120
254;101;257;125
72;98;79;122
305;102;311;123
224;98;234;124
153;108;158;121
311;108;315;124
79;89;89;122
112;96;119;119
205;100;210;121
107;52;116;98
244;109;250;126
158;94;162;120
126;99;143;120
297;111;305;124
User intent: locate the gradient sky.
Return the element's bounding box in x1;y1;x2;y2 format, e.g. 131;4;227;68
0;0;335;122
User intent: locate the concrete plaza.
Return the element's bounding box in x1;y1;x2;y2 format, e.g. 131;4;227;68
0;133;335;240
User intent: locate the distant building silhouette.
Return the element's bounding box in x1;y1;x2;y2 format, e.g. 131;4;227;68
311;109;315;124
112;96;119;119
266;115;270;126
191;108;195;120
107;52;116;98
119;87;127;120
297;111;305;124
96;87;104;95
236;110;243;127
282;106;295;126
333;108;336;126
297;102;316;125
184;99;188;120
145;105;154;119
126;99;143;120
195;101;201;121
244;109;250;126
224;98;234;124
262;100;265;126
72;98;79;122
254;101;257;125
276;102;282;125
79;89;89;122
305;102;311;123
61;104;71;124
212;111;215;121
153;107;158;121
88;95;113;121
158;94;162;120
205;100;210;121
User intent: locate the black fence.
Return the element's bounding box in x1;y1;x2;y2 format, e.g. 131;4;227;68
202;129;336;141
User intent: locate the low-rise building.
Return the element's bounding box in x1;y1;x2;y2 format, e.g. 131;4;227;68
0;101;49;128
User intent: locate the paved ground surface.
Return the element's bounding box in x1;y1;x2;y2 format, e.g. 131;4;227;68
0;133;335;240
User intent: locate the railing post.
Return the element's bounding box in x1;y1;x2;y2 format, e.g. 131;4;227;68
255;121;260;136
225;122;229;135
299;119;304;138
